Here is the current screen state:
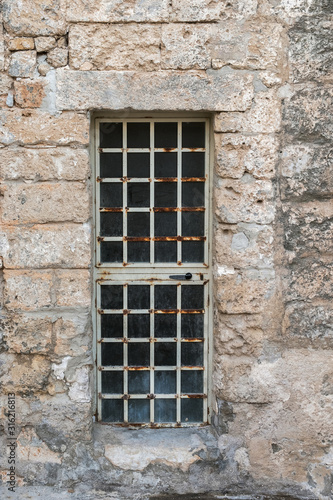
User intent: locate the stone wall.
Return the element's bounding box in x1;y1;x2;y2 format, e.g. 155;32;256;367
0;1;332;499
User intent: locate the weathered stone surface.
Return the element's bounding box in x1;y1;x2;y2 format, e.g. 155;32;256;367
47;47;68;68
54;313;91;357
171;0;257;22
0;147;89;181
211;22;286;71
289;17;333;83
0;224;91;269
35;36;57;53
286;260;333;302
0;73;13;95
283;201;333;257
4;315;53;354
0;110;89;145
215;177;275;224
161;24;213;70
55;270;91;307
0;353;51;394
69;24;160;71
214;313;265;357
0;23;4;71
284;302;333;340
216;269;276;314
56;69;254;111
280;144;333;199
2;0;66;36
1;182;90;223
8;50;37;77
214;90;281;134
259;0;333;22
66;0;169;22
214;223;274;269
14;79;46;108
17;427;62;464
38;61;52;76
215;134;278;179
284;87;333;143
7;37;35;51
3;270;53;310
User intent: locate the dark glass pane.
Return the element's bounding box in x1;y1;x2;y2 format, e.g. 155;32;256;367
101;343;123;366
182;212;204;237
155;183;177;207
181;399;203;423
154;212;177;236
100;183;123;208
155;342;177;366
181;371;203;394
101;285;123;309
100;241;123;263
181;286;204;310
127;213;150;237
155;285;177;310
154;314;177;338
100;122;122;148
155;152;177;177
127;153;150;178
181;343;203;367
155;242;177;263
155;399;177;423
100;153;123;178
181;314;204;338
182;152;205;178
155;371;176;394
128;285;150;309
182;122;205;148
182;182;204;207
128;371;150;394
128;399;150;423
127;122;150;148
100;212;123;237
102;399;123;422
101;314;123;338
127;242;150;263
127;182;150;207
128;343;150;367
182;241;204;263
128;315;150;338
155;123;177;149
102;371;123;394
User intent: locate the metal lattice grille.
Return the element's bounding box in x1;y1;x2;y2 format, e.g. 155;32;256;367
95;118;211;426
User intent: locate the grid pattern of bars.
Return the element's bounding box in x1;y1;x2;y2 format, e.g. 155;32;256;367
96;119;209;267
97;282;208;425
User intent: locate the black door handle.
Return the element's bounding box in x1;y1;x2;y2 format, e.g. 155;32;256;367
169;273;192;280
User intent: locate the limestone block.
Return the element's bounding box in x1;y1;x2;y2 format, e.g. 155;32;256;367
283;87;333;143
47;47;68;68
3;0;67;36
284;302;333;340
216;269;275;314
283;201;333;257
214;313;265;357
170;0;257;21
0;110;89;145
66;0;169;22
259;0;333;22
215;134;278;180
161;24;214;70
0;224;91;269
14;79;46;108
69;24;160;71
215;177;275;224
0;24;4;71
214;223;274;269
35;36;57;53
3;270;53;311
0;74;13;95
214;90;281;134
7;37;35;51
286;260;333;302
17;428;62;463
0;147;89;181
280;144;333;200
289;17;333;83
38;62;52;76
8;50;36;77
211;22;285;71
55;270;91;307
54;313;91;357
56;69;254;112
1;182;90;223
4;315;53;354
0;353;51;394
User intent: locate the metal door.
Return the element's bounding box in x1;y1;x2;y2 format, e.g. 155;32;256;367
94;117;211;427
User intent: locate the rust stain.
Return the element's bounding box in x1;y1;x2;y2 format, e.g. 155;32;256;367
153;207;205;213
97;308;104;314
127;366;151;371
96;176;102;182
122;394;130;400
99;207;123;212
154;177;177;182
147;394;156;399
181;338;204;342
186;394;207;399
97;236;105;242
162;147;176;152
181;177;206;182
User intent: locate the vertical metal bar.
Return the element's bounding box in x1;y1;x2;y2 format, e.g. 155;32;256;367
150;121;154;265
123;283;128;422
97;282;102;420
150;283;155;423
123;121;128;265
204;119;209;266
177;121;182;265
96;121;101;266
176;283;181;424
203;281;208;422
